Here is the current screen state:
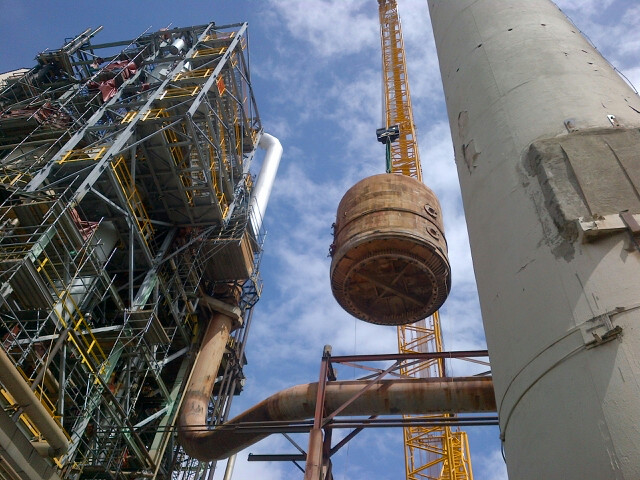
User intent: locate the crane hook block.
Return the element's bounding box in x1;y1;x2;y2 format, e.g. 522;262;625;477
376;125;400;144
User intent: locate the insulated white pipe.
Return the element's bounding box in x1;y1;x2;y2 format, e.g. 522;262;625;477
0;347;69;456
249;132;283;235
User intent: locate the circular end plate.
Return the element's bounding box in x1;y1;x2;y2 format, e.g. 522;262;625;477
337;251;444;325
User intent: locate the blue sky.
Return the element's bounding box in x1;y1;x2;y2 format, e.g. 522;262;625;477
2;1;639;479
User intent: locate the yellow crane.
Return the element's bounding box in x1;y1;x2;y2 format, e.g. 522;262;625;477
377;1;474;478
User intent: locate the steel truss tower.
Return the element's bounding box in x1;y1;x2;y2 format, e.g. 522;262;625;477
378;1;473;478
0;22;266;480
398;313;473;479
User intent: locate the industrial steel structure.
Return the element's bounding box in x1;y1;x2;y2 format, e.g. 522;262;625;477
0;22;280;480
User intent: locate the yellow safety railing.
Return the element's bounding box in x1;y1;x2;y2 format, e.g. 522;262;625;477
230;52;239;68
0;388;42;437
123;108;171;123
14;365;59;423
202;31;235;43
160;86;201;100
0;243;34;263
121;111;138;123
0;386;66;467
110;155;154;247
192;46;227;58
0;169;30;188
59;146;109;164
164;123;196;206
33;250;110;377
142;108;169;121
174;68;214;82
207;127;230;218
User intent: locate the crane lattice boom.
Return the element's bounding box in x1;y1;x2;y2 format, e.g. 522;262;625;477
379;0;422;181
377;1;473;478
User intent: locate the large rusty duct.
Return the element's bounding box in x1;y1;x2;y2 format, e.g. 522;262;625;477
178;319;496;462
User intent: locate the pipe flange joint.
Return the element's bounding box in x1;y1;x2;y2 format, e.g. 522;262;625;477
199;295;243;329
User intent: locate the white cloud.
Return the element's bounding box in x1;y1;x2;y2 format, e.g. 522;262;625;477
555;0;640;85
397;1;443;105
266;0;378;58
473;447;509;480
554;0;616;18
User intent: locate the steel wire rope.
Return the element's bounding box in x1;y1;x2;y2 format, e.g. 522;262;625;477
561;8;638;94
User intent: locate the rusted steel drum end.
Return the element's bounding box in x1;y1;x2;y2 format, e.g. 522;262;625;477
330;174;451;325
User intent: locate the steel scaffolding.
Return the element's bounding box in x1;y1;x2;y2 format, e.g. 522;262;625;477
0;21;264;480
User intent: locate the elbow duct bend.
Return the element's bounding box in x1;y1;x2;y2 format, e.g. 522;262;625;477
249;132;283;235
180;375;495;461
178;312;236;460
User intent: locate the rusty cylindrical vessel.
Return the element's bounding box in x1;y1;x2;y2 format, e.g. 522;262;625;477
330;173;450;325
